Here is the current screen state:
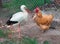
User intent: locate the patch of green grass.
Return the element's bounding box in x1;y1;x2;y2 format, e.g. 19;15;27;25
21;36;38;44
0;36;38;44
0;29;8;38
0;29;13;38
0;29;38;44
43;40;49;44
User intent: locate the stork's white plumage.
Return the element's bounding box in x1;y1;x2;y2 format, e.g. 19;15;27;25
10;6;28;22
6;5;30;38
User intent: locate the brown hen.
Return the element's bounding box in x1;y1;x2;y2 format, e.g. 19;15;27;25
33;7;54;32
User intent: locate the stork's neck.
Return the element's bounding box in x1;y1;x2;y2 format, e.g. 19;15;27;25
21;8;27;13
23;11;28;15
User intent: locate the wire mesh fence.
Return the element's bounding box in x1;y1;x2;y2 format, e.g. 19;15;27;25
2;0;59;17
2;0;50;10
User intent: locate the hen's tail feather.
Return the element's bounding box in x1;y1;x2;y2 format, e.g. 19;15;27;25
49;26;56;29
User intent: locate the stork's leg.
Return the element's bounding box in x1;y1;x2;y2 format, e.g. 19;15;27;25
17;23;21;38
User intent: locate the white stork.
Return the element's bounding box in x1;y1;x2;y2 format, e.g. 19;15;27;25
6;5;30;38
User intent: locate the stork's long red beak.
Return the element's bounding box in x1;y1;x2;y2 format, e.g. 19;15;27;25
25;8;31;13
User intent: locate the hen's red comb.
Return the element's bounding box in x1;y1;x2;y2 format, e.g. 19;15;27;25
35;7;40;13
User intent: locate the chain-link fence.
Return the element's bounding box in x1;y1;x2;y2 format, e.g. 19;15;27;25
3;0;50;10
1;0;60;17
0;0;51;18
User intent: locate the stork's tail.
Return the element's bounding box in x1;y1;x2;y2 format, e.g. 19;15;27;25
0;24;11;28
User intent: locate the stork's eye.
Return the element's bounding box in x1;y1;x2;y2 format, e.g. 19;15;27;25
24;7;27;9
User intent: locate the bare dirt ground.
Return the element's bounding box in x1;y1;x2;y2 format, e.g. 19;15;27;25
0;8;60;44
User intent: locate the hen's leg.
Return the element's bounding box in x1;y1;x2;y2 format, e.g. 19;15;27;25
39;24;49;33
